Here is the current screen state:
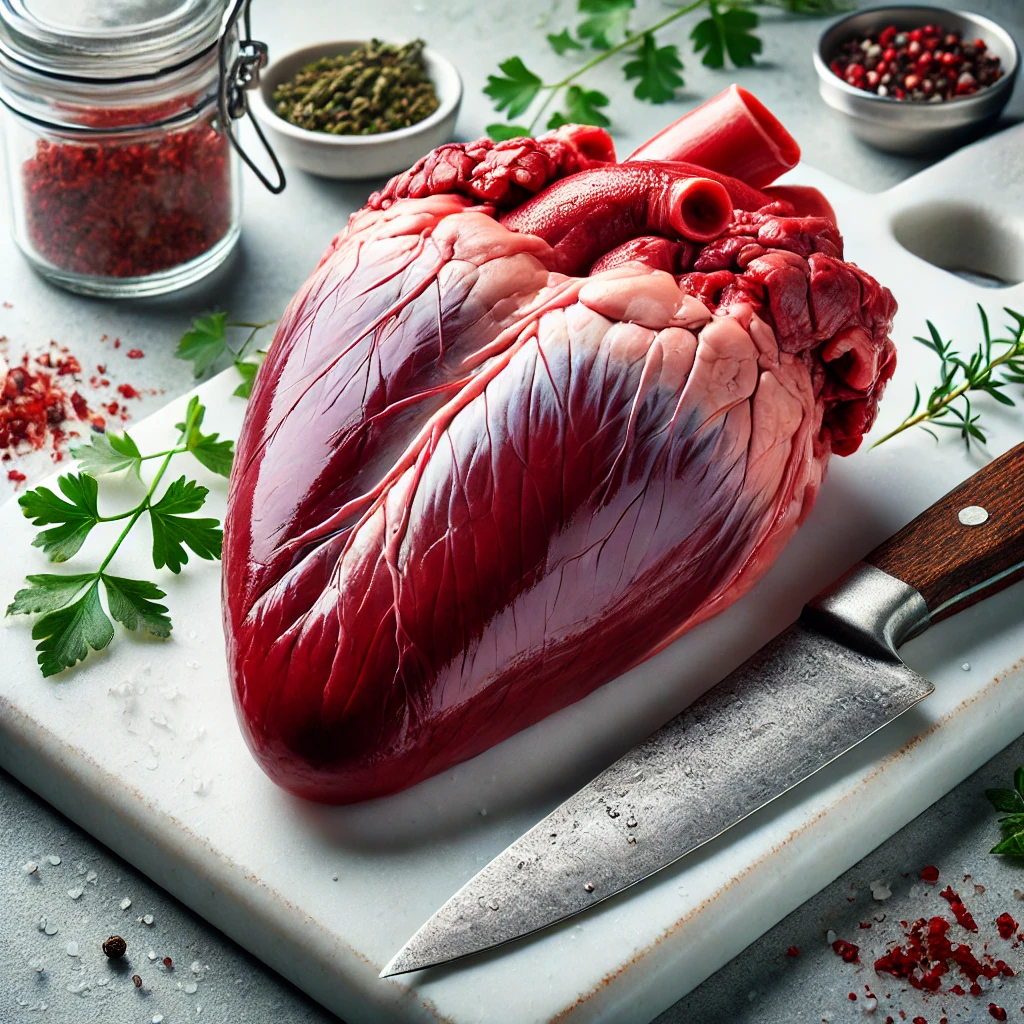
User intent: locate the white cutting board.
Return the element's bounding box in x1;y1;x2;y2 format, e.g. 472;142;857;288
2;124;1024;1024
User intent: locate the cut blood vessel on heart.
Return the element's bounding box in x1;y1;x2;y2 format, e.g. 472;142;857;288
223;86;897;803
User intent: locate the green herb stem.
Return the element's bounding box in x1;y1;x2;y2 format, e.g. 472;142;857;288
528;0;707;132
94;405;200;576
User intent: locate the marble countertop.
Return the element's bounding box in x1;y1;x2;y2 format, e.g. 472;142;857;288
1;1;1022;1021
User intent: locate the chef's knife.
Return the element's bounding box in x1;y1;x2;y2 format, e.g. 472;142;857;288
382;444;1024;978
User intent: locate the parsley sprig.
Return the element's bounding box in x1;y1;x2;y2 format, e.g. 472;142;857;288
986;767;1024;856
175;312;274;399
872;306;1024;451
7;396;230;677
484;0;851;139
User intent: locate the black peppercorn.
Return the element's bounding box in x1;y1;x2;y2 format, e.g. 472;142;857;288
103;935;127;959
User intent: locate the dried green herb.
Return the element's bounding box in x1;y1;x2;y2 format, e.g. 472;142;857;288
273;39;440;136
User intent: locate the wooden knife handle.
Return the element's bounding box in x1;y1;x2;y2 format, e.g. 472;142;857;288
867;443;1024;624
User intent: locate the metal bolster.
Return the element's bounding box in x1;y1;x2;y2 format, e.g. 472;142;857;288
801;562;931;662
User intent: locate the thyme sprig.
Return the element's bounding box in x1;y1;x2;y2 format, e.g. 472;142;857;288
484;0;852;140
7;396;231;677
872;305;1024;451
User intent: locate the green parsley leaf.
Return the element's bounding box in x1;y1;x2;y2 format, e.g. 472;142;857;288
70;429;143;479
623;32;684;103
691;4;762;69
577;0;634;50
149;476;223;574
992;813;1024;857
175;312;228;378
483;57;543;120
174;397;233;477
7;573;98;617
987;788;1024;814
30;579;114;677
101;574;172;638
486;123;533;141
233;360;259;400
20;474;101;563
563;85;611;127
548;28;584;54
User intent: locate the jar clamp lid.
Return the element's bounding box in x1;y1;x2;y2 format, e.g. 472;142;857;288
0;0;285;191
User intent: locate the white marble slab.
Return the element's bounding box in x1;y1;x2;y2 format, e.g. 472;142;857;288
1;125;1023;1024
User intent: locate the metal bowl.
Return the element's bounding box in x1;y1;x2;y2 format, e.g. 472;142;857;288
814;5;1019;155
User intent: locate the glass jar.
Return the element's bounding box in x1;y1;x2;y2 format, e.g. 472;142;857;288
0;0;243;297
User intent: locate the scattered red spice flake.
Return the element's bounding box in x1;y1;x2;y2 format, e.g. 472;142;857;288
56;354;80;376
132;973;142;988
126;348;144;359
113;338;121;349
912;1018;926;1024
117;383;141;399
950;984;966;995
96;364;106;374
7;468;26;486
860;921;873;929
989;1006;1007;1021
785;946;799;957
940;886;979;931
920;866;940;884
975;884;987;895
162;956;173;969
874;915;1014;995
69;391;88;419
833;939;861;963
996;912;1018;940
106;401;120;416
2;301;11;308
849;992;858;1001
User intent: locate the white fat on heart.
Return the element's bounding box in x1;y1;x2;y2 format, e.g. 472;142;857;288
577;270;711;330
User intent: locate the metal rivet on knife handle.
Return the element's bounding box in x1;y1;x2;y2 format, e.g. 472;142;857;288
959;506;989;526
866;443;1024;626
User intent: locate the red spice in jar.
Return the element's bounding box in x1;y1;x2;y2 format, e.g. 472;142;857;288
996;912;1017;939
22;100;231;280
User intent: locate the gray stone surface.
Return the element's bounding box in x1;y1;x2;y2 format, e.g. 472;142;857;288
0;0;1022;1021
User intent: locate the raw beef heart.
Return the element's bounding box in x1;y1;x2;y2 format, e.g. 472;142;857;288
223;86;896;803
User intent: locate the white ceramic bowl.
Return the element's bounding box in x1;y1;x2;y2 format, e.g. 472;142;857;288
250;40;462;180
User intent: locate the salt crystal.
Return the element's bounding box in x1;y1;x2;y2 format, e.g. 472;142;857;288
479;808;487;817
67;887;83;900
826;929;837;944
74;860;87;875
30;959;44;973
37;917;47;932
331;874;338;882
23;861;38;875
874;913;886;923
151;712;171;728
191;777;205;795
44;923;58;936
66;941;79;957
143;913;155;925
746;990;756;1002
961;662;971;671
160;685;179;700
120;897;132;910
47;854;61;865
152;1016;164;1023
145;759;159;771
862;995;877;1014
148;950;157;960
86;869;97;885
184;981;198;994
869;880;892;900
111;681;133;697
191;961;202;974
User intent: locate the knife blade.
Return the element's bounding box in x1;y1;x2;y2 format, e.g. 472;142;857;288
382;443;1024;978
